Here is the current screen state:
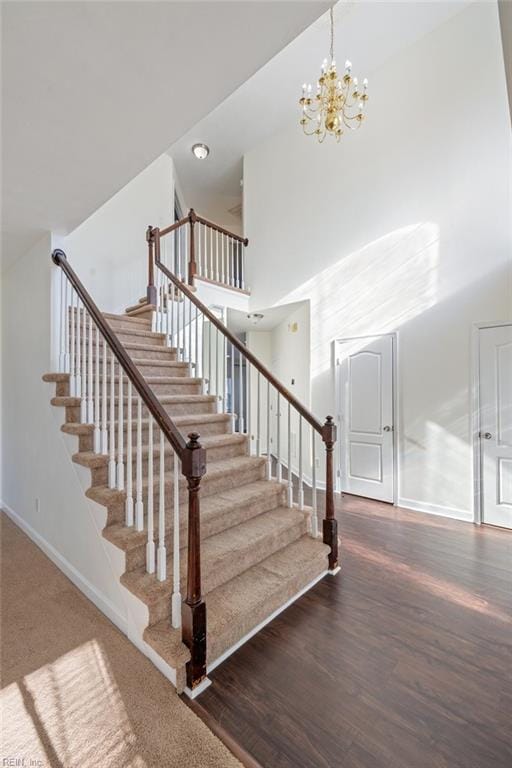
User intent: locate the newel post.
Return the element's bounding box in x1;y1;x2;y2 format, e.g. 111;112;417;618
188;208;197;286
321;415;340;573
146;225;157;306
181;432;208;690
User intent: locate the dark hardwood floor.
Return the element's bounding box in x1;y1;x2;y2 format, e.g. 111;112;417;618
199;494;512;768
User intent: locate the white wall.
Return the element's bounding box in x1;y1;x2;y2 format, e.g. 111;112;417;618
65;154;174;313
244;2;512;518
1;234;128;623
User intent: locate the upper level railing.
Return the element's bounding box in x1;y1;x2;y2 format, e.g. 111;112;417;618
146;209;248;304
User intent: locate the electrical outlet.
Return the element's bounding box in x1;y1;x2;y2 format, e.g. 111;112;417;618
315;458;320;468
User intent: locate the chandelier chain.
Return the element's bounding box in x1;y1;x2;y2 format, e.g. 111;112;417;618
330;6;334;63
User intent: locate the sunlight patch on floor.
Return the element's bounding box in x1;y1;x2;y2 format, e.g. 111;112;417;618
344;536;511;624
1;639;145;768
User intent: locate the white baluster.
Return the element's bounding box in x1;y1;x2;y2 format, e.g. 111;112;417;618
311;430;319;537
87;315;94;423
194;305;199;377
108;352;116;488
215;231;219;282
59;270;66;372
215;327;220;404
171;454;181;628
256;372;261;455
287;402;293;507
210;226;213;281
238;349;244;433
117;366;124;490
157;430;166;581
221;234;225;285
176;286;181;362
146;418;155;573
165;284;171;347
188;298;192;364
125;379;134;526
101;339;108;454
135;396;144;531
80;306;87;423
247;360;251;442
76;298;82;400
240;242;245;290
276;392;282;482
222;334;227;414
266;380;272;480
298;416;304;510
63;278;70;373
230;341;235;431
94;326;101;453
69;289;76;396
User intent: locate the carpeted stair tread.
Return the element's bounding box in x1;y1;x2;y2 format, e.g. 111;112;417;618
72;433;247;468
61;411;231;436
103;480;285;553
86;454;267;506
145;536;329;670
121;506;309;608
122;341;176;355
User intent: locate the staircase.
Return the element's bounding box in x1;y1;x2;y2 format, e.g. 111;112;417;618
45;210;339;696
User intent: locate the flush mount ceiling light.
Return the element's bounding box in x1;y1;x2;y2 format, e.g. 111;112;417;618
299;5;368;142
247;313;264;326
191;143;210;160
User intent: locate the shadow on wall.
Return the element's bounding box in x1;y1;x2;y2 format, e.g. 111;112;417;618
276;221;441;378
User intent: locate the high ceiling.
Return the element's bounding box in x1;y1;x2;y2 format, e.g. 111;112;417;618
1;0;329;269
170;0;471;230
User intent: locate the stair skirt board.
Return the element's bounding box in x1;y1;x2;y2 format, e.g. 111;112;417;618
43;308;335;696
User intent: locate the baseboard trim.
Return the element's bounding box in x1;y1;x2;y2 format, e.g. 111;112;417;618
207;569;328;675
184;677;212;699
1;501;128;634
398;497;473;523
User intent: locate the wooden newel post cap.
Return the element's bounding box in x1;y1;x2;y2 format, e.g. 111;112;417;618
51;248;67;265
146;225;154;242
182;432;207;478
189;208;197;223
322;415;337;445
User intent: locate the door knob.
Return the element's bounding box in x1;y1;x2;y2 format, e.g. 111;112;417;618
480;432;492;440
383;425;393;432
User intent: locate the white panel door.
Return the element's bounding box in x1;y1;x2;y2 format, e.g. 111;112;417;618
339;335;394;502
479;325;512;528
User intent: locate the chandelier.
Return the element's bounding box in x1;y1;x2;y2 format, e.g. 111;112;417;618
299;6;368;143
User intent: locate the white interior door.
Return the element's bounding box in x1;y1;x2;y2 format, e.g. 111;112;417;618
479;324;512;528
338;335;395;502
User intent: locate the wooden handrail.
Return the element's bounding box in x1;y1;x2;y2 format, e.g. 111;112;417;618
51;249;188;458
194;214;249;245
155;254;324;437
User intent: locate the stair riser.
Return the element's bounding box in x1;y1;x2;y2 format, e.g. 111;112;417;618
143;518;307;626
119;332;165;347
207;552;327;665
88;440;247;486
75;417;232;451
103;463;266;525
69;360;188;377
63;396;217;423
106;320;152;332
123;488;287;572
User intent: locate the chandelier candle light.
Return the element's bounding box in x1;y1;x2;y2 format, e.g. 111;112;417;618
299;6;368;142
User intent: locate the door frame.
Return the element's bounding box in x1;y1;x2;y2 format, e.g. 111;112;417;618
471;320;512;525
333;332;399;505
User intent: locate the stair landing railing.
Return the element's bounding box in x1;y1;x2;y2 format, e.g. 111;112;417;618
51;249;208;693
148;221;340;573
145;209;249;304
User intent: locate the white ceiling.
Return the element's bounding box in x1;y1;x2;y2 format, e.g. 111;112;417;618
1;0;330;269
170;0;470;228
228;300;307;334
